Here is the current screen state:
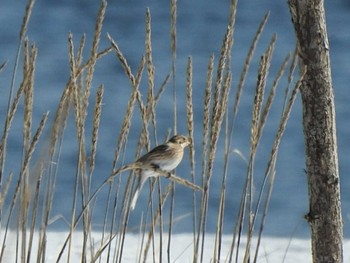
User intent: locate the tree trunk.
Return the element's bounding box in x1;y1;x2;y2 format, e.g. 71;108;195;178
287;1;343;262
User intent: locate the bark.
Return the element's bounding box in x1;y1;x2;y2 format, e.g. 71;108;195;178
288;0;343;262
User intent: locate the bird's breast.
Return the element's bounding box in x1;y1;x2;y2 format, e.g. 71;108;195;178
154;158;182;172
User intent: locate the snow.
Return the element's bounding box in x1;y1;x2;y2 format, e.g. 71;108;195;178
2;231;349;262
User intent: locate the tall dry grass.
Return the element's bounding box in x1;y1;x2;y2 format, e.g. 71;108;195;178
0;0;305;262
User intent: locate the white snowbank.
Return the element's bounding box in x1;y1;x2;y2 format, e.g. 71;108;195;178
2;231;349;262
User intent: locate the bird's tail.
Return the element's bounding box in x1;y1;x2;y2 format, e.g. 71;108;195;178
130;188;141;210
130;175;147;210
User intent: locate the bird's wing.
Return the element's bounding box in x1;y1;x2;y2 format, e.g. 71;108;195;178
137;144;171;163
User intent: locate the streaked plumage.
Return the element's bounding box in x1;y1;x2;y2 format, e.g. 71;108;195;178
130;135;190;210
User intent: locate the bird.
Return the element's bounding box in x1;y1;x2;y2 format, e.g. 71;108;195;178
130;135;191;210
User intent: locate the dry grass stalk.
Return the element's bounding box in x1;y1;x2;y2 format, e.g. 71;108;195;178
236;49;302;263
268;67;306;176
112;56;145;171
154;73;171;104
252;66;306;263
141;185;172;263
217;71;233;127
101;52;150;260
228;0;238;35
243;53;293;255
92;0;106;58
20;40;37;263
72;34;112;81
201;54;214;184
0;61;7;73
186;57;194;169
288;48;298;84
232;12;269;124
194;54;214;261
72;88;87;240
38;84;72;262
228;13;271;263
2;0;35;178
26;163;44;262
135;56;146;87
144;10;160;252
0;70;25;177
21;112;49;183
0;173;12;210
208;26;234;177
111;163;202;191
72;7;108;236
77;34;86;67
242;37;282;260
108;33;145;113
19;0;35;39
90;85;104;173
170;0;177;61
63;10;111;256
242;53;270;262
0;171;13;262
1;2;116;262
5;78;45;260
210;29;229;138
221;0;237;72
140;104;151;153
0;0;35;184
76;46;112;79
22;40;32;150
72;77;83;140
108;34;136;87
0;78;22;138
197;17;234;262
212;72;232;262
250;54;267;153
49;84;72;158
107;58;145;251
1;179;22;261
23;39;30;76
170;0;177;133
259;51;290;134
23;42;37;150
76;35;87;94
69;79;87;262
186;58;195;183
145;8;158;147
68;33;77;79
253;34;277;146
213;3;238;254
282;49;298;112
82;0;107;116
186;57;197;248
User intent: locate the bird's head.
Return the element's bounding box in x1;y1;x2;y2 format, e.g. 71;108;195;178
168;135;191;148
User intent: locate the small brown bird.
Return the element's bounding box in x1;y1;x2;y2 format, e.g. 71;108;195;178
130;135;190;210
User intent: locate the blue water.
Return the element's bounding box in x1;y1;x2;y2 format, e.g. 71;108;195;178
0;0;349;238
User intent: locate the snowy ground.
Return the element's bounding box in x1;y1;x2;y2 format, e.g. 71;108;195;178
2;231;349;262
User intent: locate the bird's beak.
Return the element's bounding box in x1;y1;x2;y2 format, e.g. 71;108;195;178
187;137;192;146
